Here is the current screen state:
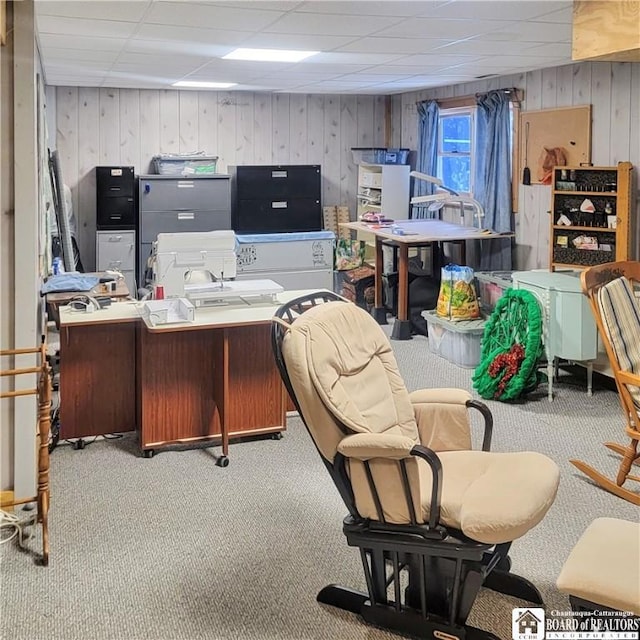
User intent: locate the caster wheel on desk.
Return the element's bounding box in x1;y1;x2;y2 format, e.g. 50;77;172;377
73;439;85;450
271;432;283;441
142;449;154;459
216;456;229;468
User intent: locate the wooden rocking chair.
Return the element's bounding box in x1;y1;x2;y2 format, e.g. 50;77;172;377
577;261;640;506
0;344;52;565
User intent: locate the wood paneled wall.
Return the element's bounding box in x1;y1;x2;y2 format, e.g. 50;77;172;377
54;60;639;273
390;60;640;270
54;88;386;270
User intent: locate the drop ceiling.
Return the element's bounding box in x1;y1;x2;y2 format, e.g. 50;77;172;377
35;0;575;94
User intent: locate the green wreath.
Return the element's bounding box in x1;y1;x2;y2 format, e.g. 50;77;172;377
472;289;543;401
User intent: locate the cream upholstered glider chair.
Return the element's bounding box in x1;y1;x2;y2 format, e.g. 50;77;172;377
272;292;560;640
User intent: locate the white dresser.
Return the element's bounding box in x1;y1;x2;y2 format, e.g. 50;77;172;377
511;270;598;401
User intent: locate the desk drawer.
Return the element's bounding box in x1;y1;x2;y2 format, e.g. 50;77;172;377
140;209;231;243
234;165;320;199
139;177;230;212
96;231;136;271
234;198;321;234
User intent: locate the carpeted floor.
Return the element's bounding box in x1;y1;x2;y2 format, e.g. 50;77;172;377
1;327;638;640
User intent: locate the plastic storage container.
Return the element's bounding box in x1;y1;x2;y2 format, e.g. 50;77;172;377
422;310;486;369
351;148;410;165
152;153;218;176
475;271;514;317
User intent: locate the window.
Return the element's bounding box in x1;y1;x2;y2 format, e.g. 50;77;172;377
437;107;475;195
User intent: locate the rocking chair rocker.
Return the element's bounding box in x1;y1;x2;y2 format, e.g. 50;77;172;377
272;292;560;640
575;261;640;506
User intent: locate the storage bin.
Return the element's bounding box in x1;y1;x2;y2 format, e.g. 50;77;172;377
152;153;218;176
351;147;410;165
422;310;486;369
475;271;514;316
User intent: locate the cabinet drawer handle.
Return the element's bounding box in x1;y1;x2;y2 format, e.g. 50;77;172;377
109;236;123;241
271;201;287;209
177;181;194;188
272;170;287;179
178;212;195;220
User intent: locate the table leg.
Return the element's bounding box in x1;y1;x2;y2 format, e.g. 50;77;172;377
213;328;230;467
371;236;387;325
391;243;412;340
547;352;554;402
587;362;593;397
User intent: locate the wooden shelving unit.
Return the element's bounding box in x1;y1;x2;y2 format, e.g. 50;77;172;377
550;162;633;271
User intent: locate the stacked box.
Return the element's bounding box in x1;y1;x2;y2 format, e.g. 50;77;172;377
475;271;514;317
341;266;375;309
422;310;486;369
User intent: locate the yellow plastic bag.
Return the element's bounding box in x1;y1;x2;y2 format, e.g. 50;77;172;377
436;265;480;321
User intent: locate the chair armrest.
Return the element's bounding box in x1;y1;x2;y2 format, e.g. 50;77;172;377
618;370;640;388
410;444;442;530
337;432;416;460
409;389;493;452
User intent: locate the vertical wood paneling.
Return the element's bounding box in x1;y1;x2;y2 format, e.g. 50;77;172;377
323;96;341;207
373;95;386;146
178;91;198;154
525;69;543;110
356;95;374;147
253;93;272;164
77;87;99;270
556;65;574;106
272;94;290;165
307;95;325;167
541;67;558;108
288;94;308;164
590;63;613;164
159;90;179;154
217;92;237;172
197;91;218;159
340;96;358;214
235;92;255;166
609;63;632;164
56;87;79;232
139;89;160;174
119;89;140;170
629;63;640;172
572;62;592;104
98;88;120;164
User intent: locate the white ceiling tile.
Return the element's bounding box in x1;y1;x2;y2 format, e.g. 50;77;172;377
524;42;573;58
392;53;484;68
40;47;120;63
239;32;357;50
134;23;249;47
419;1;572;21
36;15;138;38
337;37;454;55
38;33;127;52
296;1;427;17
263;11;400;36
529;6;574;23
35;0;151;22
145;2;282;30
433;38;536;56
308;52;405;65
479;20;571;43
374;17;516;40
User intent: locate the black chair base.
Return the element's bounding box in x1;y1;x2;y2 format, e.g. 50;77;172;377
318;585;500;640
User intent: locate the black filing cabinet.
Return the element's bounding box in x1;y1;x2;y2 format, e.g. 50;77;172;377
230;165;322;234
96;166;136;229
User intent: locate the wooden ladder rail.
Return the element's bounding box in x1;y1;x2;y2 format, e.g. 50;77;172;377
0;344;52;565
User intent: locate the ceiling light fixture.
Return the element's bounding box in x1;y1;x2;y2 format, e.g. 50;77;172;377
222;48;319;63
172;80;237;88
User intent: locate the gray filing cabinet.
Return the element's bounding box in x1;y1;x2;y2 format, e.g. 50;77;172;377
96;230;136;295
137;174;231;285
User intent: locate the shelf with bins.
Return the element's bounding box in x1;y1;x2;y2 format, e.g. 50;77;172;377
550;162;633;271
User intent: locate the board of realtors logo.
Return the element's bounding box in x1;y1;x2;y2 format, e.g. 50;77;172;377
513;608;546;640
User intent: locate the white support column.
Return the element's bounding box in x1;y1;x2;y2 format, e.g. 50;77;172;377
13;0;39;499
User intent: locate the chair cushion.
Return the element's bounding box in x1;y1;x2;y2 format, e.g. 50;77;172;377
598;277;640;408
556;517;640;615
292;301;419;441
419;450;560;544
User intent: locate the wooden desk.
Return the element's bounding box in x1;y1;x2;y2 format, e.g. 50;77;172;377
340;220;509;340
59;291;317;464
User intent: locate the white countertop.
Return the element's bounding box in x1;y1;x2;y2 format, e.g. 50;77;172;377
60;290;334;330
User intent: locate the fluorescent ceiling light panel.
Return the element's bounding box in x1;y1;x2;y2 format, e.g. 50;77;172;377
172;80;237;88
223;48;319;62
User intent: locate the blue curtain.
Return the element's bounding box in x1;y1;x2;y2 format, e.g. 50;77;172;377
412;100;439;219
474;90;513;270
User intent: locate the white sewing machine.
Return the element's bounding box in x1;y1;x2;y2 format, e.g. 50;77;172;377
151;231;283;307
